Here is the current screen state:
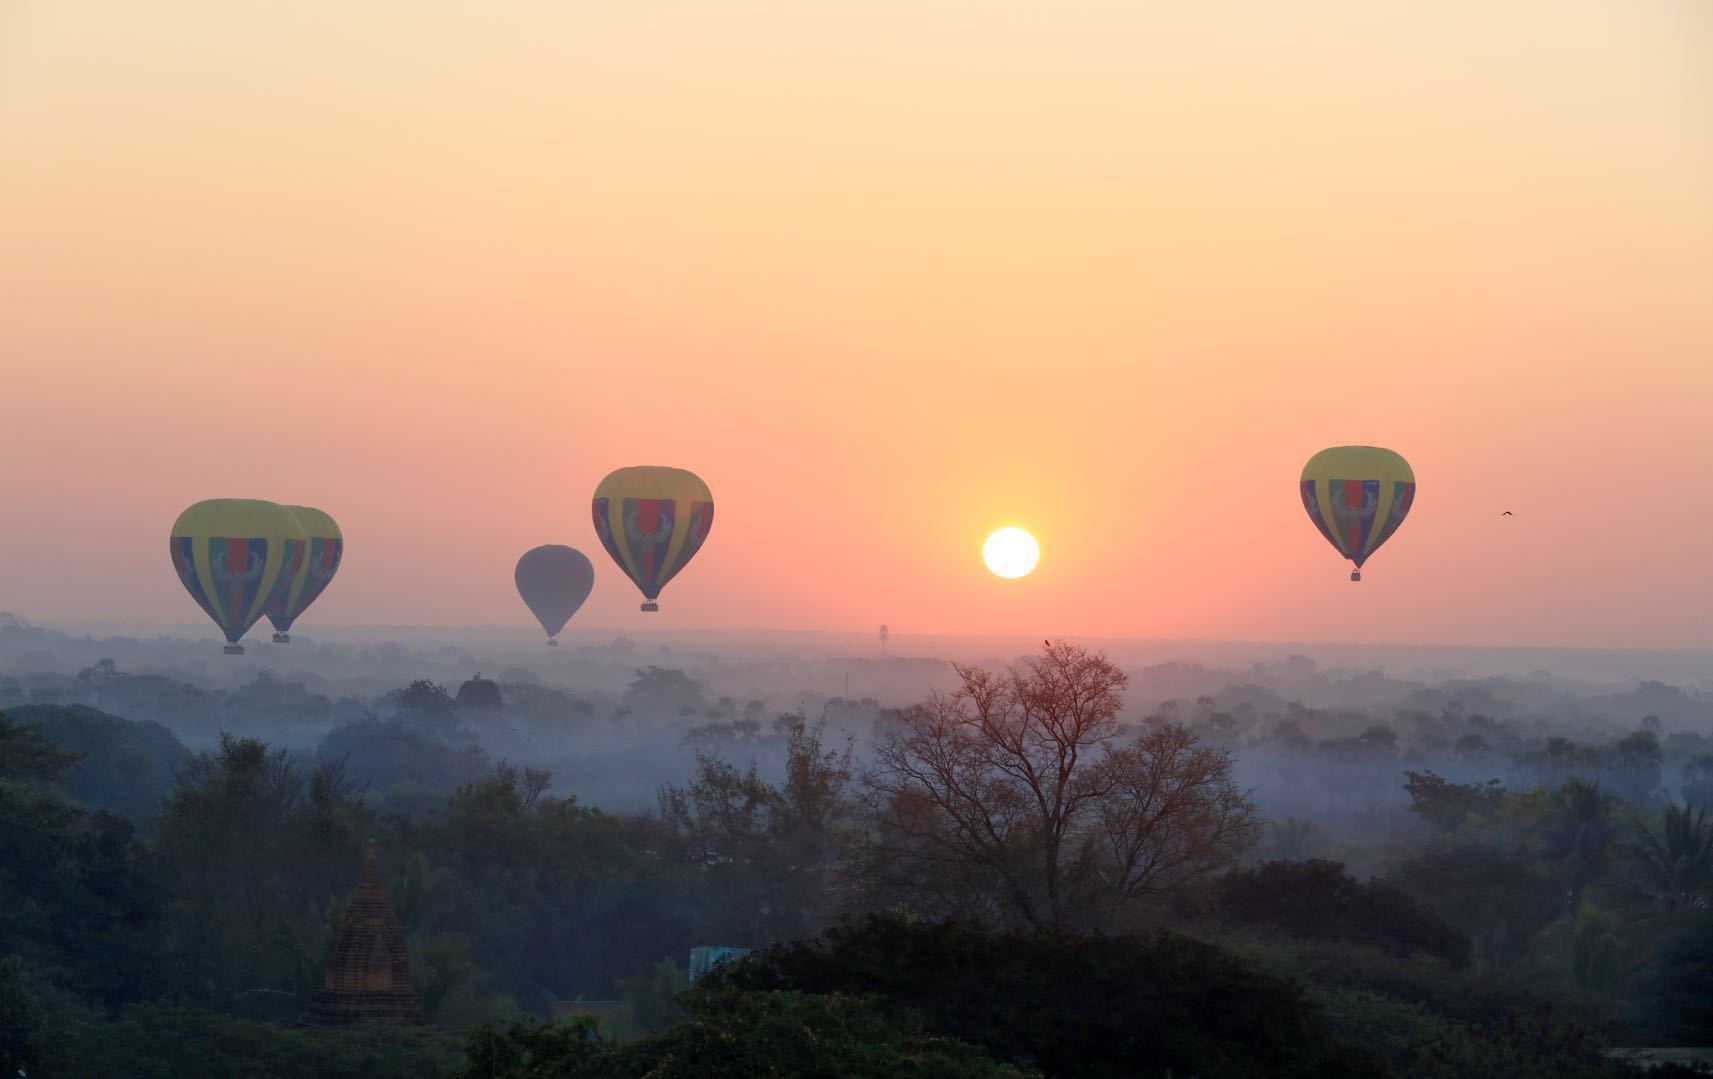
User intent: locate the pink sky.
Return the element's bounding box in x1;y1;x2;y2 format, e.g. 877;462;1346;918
2;2;1710;647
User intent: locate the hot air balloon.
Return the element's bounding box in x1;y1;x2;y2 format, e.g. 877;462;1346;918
591;466;714;612
1300;446;1416;582
515;545;594;645
266;505;343;642
169;499;298;653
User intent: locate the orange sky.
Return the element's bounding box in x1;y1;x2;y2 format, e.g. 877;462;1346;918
2;2;1711;647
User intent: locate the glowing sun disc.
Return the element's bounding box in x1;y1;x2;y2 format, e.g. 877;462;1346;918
983;528;1040;579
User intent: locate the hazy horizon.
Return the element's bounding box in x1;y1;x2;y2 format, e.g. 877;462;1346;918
6;610;1710;690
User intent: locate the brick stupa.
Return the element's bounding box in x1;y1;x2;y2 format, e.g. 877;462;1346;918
303;841;427;1026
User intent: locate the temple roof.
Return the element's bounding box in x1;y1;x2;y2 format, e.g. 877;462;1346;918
301;841;427;1026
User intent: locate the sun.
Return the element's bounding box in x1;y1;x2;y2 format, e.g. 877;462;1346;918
983;527;1040;579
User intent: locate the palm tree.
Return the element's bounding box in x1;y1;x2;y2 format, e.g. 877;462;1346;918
1619;801;1713;921
1539;778;1618;903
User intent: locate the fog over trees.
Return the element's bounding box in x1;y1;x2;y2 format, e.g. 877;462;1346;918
3;613;1712;1075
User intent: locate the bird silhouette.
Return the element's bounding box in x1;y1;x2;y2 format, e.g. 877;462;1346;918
1501;511;1514;516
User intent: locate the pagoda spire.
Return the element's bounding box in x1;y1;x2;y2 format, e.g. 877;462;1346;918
302;841;427;1026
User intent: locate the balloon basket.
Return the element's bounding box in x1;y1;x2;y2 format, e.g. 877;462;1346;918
273;632;290;643
547;638;559;647
223;644;246;655
641;602;659;613
1350;570;1361;582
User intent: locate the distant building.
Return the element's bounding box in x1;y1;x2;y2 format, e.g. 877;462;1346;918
301;842;427;1026
688;945;751;984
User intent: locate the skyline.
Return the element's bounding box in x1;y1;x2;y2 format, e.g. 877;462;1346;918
3;2;1712;647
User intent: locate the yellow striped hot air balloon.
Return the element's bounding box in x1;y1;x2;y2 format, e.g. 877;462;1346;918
591;466;714;612
265;505;343;642
1300;446;1416;582
169;499;299;653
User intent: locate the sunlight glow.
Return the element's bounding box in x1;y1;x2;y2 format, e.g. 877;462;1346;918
983;528;1040;579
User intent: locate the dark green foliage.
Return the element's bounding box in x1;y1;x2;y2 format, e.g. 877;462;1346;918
1681;753;1713;810
455;993;1036;1078
1403;770;1506;835
0;956;48;1077
55;1005;463;1079
1618;801;1713;919
658;713;854;944
705;913;1385;1078
615;958;687;1033
1307;986;1443;1072
390;679;461;735
1401;1011;1636;1079
7;703;189;826
388;764;696;1009
1388;845;1565;965
1633;914;1713;1045
0;709;81;784
0;779;168;1006
1233;936;1611;1035
455;674;504;717
318;717;489;806
1233;939;1636;1077
151;733;372;1016
1210;860;1471;964
1540;780;1620;902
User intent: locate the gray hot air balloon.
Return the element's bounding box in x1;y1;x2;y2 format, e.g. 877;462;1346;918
515;545;595;645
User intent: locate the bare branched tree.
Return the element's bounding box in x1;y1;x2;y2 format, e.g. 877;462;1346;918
863;641;1255;929
1089;723;1260;907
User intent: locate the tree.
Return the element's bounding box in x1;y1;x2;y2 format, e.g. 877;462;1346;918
456;991;1035;1078
1402;771;1505;836
1540;779;1618;903
1388;845;1564;967
622;667;706;718
1681;753;1713;811
454;674;504;718
1089;722;1260;910
389;680;460;735
0;709;81;784
1;719;168;1009
6;704;189;828
706;914;1386;1079
1208;860;1470;965
659;714;856;943
151;734;371;1015
1618;801;1713;921
863;641;1255;930
1606;730;1663;805
1531;903;1623;994
317;717;489;810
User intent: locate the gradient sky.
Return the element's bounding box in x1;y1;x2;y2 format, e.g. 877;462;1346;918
3;2;1711;647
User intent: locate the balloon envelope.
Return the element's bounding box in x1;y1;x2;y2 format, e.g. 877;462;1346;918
1300;446;1416;574
170;499;298;645
515;545;595;640
591;466;714;611
265;505;343;635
